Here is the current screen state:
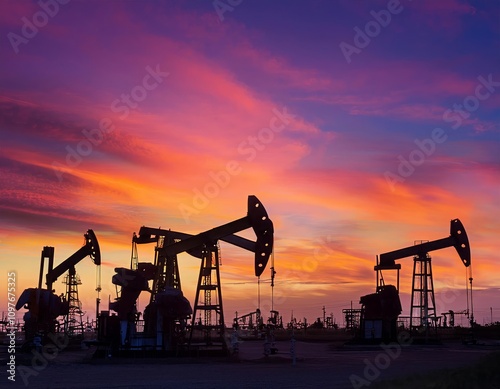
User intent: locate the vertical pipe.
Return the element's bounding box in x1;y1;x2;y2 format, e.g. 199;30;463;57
258;276;261;312
465;267;469;319
270;250;275;312
271;280;274;312
215;246;224;334
469;266;474;327
410;258;415;331
38;248;46;290
397;268;400;292
47;248;54;291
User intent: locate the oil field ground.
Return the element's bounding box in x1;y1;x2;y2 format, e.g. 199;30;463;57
1;330;500;389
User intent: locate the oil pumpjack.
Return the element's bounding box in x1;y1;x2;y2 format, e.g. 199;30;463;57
359;219;471;341
99;195;273;355
16;230;101;342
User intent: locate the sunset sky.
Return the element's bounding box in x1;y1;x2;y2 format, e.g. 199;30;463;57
1;0;499;327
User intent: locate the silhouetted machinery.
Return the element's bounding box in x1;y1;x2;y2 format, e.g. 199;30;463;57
16;230;101;342
359;219;471;341
233;309;263;336
99;195;273;355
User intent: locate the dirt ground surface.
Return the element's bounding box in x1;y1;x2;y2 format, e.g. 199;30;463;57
2;337;500;388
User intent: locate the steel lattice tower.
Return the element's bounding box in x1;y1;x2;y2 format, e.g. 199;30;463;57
189;242;225;350
63;268;84;336
410;253;437;332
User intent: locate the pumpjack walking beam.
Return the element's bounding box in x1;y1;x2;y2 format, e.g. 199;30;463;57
377;219;470;270
133;226;262;297
158;195;273;277
133;219;270;303
135;228;261;260
46;230;101;292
